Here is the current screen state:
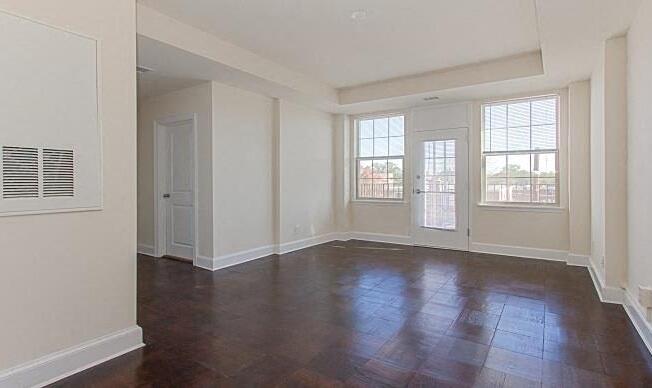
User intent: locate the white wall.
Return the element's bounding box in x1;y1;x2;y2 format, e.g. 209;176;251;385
626;0;652;300
333;114;351;233
351;202;412;237
590;36;628;288
590;51;606;279
568;81;592;258
211;82;275;256
0;0;138;371
278;100;335;243
137;81;338;261
137;82;213;258
603;36;628;288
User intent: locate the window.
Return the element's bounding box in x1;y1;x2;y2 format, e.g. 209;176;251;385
356;114;405;200
482;95;559;205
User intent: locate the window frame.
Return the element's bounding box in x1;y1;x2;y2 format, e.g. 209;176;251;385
480;94;561;207
354;113;406;202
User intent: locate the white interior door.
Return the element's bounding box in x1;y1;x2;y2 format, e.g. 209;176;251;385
158;119;195;260
412;128;469;250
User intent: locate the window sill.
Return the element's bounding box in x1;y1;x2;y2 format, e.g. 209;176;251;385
352;199;408;206
476;203;566;213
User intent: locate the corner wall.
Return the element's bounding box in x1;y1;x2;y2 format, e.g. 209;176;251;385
590;36;628;289
138;80;337;268
211;82;275;257
277;100;335;244
568;81;592;260
626;0;652;305
0;0;141;377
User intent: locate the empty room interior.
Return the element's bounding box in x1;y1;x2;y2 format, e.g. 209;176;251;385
2;0;652;387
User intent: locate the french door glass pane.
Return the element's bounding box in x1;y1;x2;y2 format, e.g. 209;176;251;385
423;140;456;230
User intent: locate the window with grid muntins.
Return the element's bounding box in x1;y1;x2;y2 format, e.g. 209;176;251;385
356;115;404;200
482;95;559;205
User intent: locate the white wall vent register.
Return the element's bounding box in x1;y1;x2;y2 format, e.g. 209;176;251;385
1;146;75;200
0;11;101;215
1;146;39;199
42;149;75;198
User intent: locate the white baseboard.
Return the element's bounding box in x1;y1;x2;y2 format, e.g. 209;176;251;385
587;259;624;304
348;232;412;246
195;232;353;271
566;253;590;267
193;231;415;272
0;326;143;388
196;244;276;271
470;242;568;262
195;234;577;272
137;243;155;256
277;233;343;255
194;255;214;270
624;289;652;355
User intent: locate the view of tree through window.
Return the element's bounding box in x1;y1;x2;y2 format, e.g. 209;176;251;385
356;115;404;200
482;96;559;204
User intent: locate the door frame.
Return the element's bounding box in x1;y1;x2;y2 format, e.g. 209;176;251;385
410;127;470;251
153;113;199;264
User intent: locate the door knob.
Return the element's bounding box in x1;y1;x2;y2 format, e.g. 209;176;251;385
163;193;170;198
415;189;424;194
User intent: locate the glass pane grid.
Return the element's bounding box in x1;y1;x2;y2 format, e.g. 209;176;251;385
356;114;405;200
482;96;559;204
484;151;557;204
423;140;456;230
483;96;558;153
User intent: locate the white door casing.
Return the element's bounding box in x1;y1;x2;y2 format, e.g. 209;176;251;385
154;115;197;261
412;128;469;250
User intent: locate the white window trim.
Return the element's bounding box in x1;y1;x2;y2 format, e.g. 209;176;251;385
479;94;562;208
352;112;408;203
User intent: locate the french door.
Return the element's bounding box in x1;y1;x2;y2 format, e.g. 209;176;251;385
412;128;469;250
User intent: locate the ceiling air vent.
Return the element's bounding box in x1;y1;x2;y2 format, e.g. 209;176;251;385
42;148;74;198
2;146;39;199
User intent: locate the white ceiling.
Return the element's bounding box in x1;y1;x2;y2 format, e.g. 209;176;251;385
137;73;205;101
136;0;642;113
138;0;540;88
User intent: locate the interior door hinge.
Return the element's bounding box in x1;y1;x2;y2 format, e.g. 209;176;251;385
467;228;470;237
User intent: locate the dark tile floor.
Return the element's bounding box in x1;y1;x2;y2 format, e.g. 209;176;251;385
51;240;652;387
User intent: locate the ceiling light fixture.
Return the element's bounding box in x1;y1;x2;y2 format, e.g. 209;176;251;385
423;96;439;101
350;9;368;21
